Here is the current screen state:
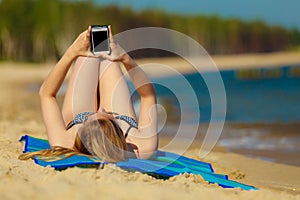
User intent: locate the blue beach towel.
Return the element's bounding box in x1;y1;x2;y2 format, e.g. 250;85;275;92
19;135;257;190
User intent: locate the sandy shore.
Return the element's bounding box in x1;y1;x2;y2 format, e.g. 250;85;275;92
0;52;300;199
136;50;300;77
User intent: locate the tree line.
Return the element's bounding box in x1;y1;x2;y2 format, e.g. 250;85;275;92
0;0;299;62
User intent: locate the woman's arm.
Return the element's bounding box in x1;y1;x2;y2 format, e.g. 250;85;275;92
40;27;94;97
40;27;95;147
122;55;158;159
122;55;156;100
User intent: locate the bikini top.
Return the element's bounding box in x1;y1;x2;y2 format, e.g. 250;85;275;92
66;111;138;138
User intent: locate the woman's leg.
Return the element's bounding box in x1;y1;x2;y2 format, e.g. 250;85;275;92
98;60;136;119
62;56;100;125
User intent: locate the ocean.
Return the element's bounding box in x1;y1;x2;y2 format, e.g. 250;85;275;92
150;65;300;123
135;65;300;166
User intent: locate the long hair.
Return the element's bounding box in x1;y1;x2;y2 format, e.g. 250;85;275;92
19;118;128;163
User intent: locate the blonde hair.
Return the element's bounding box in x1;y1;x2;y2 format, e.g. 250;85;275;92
19;118;128;163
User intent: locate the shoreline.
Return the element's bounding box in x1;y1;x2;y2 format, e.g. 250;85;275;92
159;121;300;167
135;50;300;77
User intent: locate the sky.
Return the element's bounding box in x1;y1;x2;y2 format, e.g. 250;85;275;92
95;0;300;30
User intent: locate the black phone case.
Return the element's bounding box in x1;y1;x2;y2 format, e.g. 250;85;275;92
90;25;110;54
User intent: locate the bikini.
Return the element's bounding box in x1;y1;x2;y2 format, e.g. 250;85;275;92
66;111;138;158
66;111;138;138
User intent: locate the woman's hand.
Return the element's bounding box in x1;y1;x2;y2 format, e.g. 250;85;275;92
98;25;129;63
67;26;95;58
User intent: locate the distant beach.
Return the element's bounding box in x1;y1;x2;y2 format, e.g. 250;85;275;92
0;51;299;199
136;50;300;76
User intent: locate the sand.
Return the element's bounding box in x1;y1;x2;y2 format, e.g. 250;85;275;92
136;51;300;77
0;52;300;199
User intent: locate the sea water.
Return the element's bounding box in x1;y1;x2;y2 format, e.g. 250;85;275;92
140;65;300;166
150;65;300;123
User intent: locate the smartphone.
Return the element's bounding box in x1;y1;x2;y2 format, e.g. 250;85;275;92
90;25;110;55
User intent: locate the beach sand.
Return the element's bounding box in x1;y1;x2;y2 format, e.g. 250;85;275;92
0;52;300;199
136;50;300;76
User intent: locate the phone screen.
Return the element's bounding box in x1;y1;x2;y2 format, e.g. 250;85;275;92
92;29;109;53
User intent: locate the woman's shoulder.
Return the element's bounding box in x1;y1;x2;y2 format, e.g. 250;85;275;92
48;127;77;149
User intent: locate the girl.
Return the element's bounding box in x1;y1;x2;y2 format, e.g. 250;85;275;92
19;26;158;162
